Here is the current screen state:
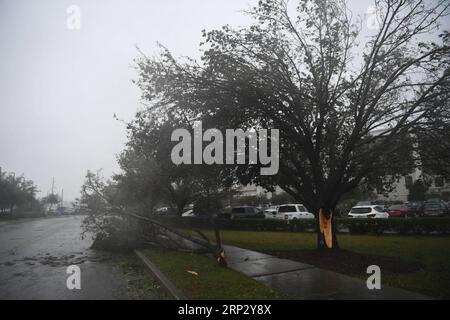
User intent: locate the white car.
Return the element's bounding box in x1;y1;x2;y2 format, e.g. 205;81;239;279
348;205;389;219
181;209;195;217
263;207;279;219
278;204;314;220
155;206;170;215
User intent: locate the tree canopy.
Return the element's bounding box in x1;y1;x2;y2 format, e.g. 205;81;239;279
134;0;449;249
0;170;39;214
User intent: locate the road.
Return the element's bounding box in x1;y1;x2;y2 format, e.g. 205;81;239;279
0;215;156;300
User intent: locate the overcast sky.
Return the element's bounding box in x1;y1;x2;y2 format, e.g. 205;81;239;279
0;0;447;201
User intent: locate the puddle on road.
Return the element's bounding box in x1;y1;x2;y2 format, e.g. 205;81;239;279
2;250;113;268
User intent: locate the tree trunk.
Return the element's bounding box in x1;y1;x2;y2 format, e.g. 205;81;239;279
176;203;184;216
317;208;339;251
176;199;188;216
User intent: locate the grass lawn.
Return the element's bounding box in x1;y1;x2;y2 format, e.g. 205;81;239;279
114;253;170;300
142;248;284;300
190;230;450;299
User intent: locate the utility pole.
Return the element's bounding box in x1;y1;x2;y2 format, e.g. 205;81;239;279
50;177;55;211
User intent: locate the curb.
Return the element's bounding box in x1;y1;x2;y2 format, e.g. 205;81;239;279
134;249;188;300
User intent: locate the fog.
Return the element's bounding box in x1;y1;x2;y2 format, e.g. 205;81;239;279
0;0;259;201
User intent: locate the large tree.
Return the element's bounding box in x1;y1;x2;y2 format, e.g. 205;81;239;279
135;0;449;250
0;171;39;214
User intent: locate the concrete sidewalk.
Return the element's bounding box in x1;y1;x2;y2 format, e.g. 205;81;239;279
223;245;432;300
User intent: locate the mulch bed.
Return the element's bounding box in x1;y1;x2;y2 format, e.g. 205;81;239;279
264;249;424;276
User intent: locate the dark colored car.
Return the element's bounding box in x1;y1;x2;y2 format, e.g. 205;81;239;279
423;201;447;217
387;204;416;218
405;201;424;216
231;206;263;219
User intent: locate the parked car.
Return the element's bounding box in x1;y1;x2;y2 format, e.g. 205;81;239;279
231;206;263;219
423;201;447;217
277;204;314;220
387;204;416;218
181;209;195;217
348;205;389;219
263;207;279;219
405;201;424;216
355;200;389;211
155;206;170;215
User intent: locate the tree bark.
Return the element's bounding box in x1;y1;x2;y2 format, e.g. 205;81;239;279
317;208;339;251
176;202;185;216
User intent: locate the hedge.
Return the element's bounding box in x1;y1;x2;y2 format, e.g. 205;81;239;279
156;216;450;235
340;218;450;235
158;216;290;231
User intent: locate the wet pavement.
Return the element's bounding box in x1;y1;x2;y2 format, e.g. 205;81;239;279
225;246;312;278
224;245;432;300
0;216;153;300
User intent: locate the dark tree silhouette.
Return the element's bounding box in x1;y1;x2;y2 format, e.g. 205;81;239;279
135;0;450;250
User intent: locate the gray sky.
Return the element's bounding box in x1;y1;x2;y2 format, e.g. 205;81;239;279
0;0;446;201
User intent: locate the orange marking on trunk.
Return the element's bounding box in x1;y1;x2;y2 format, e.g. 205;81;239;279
319;208;333;249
